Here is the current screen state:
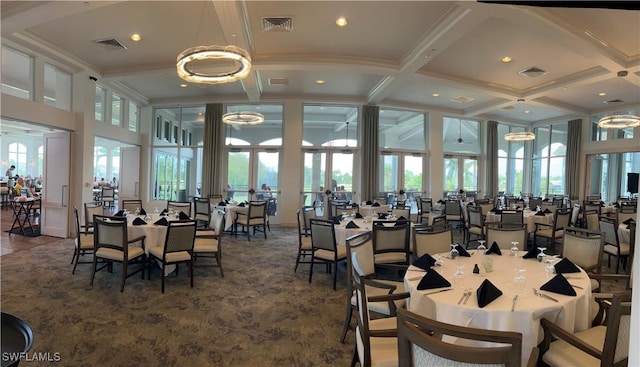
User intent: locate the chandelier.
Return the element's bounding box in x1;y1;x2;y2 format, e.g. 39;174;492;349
176;45;251;84
597;114;640;129
222;112;264;126
504;131;535;141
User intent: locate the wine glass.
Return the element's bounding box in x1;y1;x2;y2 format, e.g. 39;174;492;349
536;247;547;263
513;269;526;296
510;241;519;257
135;207;140;216
544;255;558;279
477;240;487;255
453;264;466;289
450;244;459;261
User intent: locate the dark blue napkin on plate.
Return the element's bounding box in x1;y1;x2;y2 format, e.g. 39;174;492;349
523;246;538;259
535;211;546;216
476;279;502;308
355;212;363;219
332;216;341;224
238;202;245;207
154;217;168;226
613;203;620;208
554;257;580;273
540;274;576;296
378;213;388;219
485;242;502;255
394;219;409;227
543;209;552;214
114;210;125;217
417;269;451;290
178;211;190;220
455;244;471;257
366;200;373;205
139;208;147;215
345;220;359;229
413;253;437;271
372;202;380;207
160;209;168;215
622;218;635;225
132;217;146;226
218;201;226;206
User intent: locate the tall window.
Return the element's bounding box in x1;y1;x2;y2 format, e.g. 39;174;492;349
497;124;526;195
94;146;108;180
532;123;567;196
44;63;71;110
8;143;27;175
111;92;122;126
443;117;480;194
152;106;205;200
128;101;139;132
95;85;106;121
1;46;33;100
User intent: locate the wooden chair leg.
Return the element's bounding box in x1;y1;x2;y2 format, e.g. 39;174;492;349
120;261;128;292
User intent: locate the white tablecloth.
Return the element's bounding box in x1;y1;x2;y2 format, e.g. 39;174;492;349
126;215;178;275
212;205;248;230
618;224;631;244
404;252;591;367
485;210;554;234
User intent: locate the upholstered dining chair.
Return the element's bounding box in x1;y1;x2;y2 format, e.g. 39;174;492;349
390;207;410;221
100;187;115;208
167;201;192;216
341;231;408;343
466;205;485;246
90;215;146;292
193;212;225;277
584;210;600;231
294;208;313;273
301;206;317;236
501;209;524;225
533;208;571;251
616;210;637;227
540;291;631;367
412;226;453;258
570;203;582;227
121;199;142;213
372;221;411;265
71;207;94;274
485;223;527;251
417;197;433;224
308;218;347;290
83;201;103;235
562;227;604;292
600;217;629;274
234;200;267;241
207;194;223;206
396;308;535;367
192;196;211;228
148;220;197;293
444;200;462;231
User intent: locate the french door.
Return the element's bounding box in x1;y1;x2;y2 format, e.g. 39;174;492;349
226;148;280;211
302;150;356;210
444;155;478;194
379;152;424;212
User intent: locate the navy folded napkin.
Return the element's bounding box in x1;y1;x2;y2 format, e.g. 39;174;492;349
543;209;552;214
476;279;502;308
114;210;125;217
613;203;620;208
622;218;635;225
366;200;373;205
160;209;168;215
554;257;580;274
455;244;471;257
132;217;147;226
485;242;502;255
355;212;363;219
372;202;380;207
139;208;147;215
540;274;576;296
332;216;341;224
397;216;406;221
154;217;168;226
238;202;245;207
543;198;550;202
218;201;226;206
345;220;359;229
515;206;521;209
490;207;500;213
378;213;388;219
523;247;538;259
535;211;546;216
413;253;437;271
417;269;451;290
178;211;190;220
394;219;409;227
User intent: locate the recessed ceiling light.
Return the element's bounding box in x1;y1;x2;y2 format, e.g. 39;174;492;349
598;92;606;96
130;33;141;42
524;110;531;114
180;83;187;88
316;80;325;84
501;56;512;63
336;17;348;27
432;93;440;97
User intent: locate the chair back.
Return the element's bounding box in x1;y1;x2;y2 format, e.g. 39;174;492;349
552;197;564;209
586;194;601;201
570;204;581;227
391;207;410;220
619;202;637;213
207;194;223;206
163;220;197;256
101;187;115;199
247;200;267;220
93;215;128;253
413;226;453;258
479;202;495;217
73;207;84;248
554;208;571;230
372;221;411;263
540;203;557;215
121;199;142;213
528;197;543;210
396;308;522;367
562;227;603;273
193;197;211;219
468;205;484;230
419;198;432;214
301;206;317;235
167;201;192;215
84;202;103;231
602;291;632;366
351;249;375;367
616;211;637;226
583;202;602;216
584;210;600;231
346;231;375;278
444;201;461;217
501;210;523;224
309;219;338;253
599;217;619;247
430;215;447;229
486;223;527;250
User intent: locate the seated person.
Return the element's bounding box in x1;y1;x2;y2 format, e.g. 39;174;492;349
23;179;38;198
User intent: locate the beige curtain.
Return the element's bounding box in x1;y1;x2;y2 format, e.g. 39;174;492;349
565;119;582;198
486;121;499;198
202;103;223;197
360;105;379;201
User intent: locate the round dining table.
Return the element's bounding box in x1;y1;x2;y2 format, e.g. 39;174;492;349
485;209;553;234
404;251;592;367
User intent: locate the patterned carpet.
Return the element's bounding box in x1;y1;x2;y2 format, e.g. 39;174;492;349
1;226;354;366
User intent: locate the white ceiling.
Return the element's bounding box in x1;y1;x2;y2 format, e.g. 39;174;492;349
2;1;639;125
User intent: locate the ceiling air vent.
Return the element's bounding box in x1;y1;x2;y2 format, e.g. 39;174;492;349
262;17;293;32
605;99;624;104
450;96;474;103
268;78;289;86
518;66;547;78
92;38;127;52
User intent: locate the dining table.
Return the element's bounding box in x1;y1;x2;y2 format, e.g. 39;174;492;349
212;204;248;231
485;209;554;234
126;214;180;275
9;198;39;236
404;251;591;367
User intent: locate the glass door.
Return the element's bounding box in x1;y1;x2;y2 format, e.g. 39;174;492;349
444;155;478;197
379;153;423;211
302;150;354;214
226;149;280;208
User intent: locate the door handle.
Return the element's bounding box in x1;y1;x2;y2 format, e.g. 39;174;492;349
62;185;68;207
134;182;139;198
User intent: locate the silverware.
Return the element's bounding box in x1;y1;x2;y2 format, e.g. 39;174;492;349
424;288;453;296
463;289;473;304
457;291;467;305
533;288;559;302
511;295;518;311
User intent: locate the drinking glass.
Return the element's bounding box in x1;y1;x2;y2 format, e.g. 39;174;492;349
453;264;466;289
450;244;459;261
477;240;487;255
513;269;526;295
135;207;140;216
544;255;558;279
510;241;519;257
536;247;547;263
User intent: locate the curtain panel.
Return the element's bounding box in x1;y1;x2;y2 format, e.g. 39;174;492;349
360;105;379;201
486;121;499;198
202;103;223;197
565;119;582;198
